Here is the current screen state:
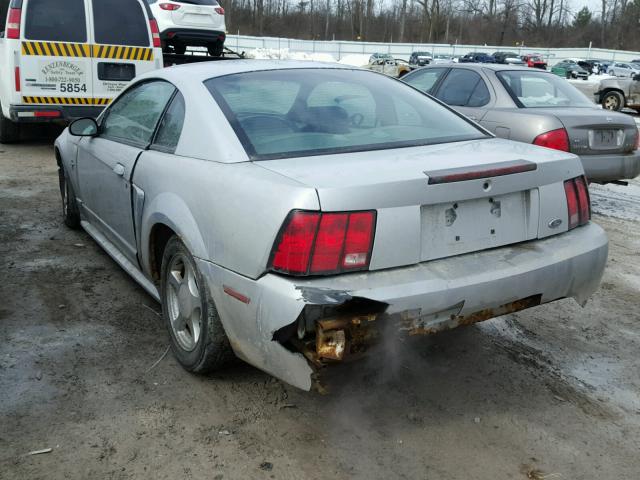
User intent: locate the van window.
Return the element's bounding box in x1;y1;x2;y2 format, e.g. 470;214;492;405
24;0;87;43
93;0;149;46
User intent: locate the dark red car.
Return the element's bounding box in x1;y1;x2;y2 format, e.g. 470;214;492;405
522;54;548;70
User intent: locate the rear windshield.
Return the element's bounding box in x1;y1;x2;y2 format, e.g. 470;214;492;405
205;68;486;160
24;0;87;43
496;70;594;108
93;0;149;46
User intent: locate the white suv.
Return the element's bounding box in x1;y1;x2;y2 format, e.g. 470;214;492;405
146;0;226;56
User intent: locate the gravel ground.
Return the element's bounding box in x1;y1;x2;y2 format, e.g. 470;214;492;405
1;126;639;480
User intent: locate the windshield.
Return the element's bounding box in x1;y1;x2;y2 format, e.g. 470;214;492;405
497;70;594;108
205;69;487;160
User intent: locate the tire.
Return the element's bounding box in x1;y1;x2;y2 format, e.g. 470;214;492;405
0;112;20;144
601;91;624;111
207;42;223;57
58;167;81;229
161;236;233;373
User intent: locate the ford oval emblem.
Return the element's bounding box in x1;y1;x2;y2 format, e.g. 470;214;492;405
548;218;562;229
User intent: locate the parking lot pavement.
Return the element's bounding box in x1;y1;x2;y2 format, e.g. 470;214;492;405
1;131;640;480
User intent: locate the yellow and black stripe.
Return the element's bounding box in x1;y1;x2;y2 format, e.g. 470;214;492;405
23;96;112;105
92;45;154;61
22;41;91;57
21;41;154;61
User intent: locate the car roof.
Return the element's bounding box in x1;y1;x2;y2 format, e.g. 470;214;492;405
423;63;548;73
137;59;351;84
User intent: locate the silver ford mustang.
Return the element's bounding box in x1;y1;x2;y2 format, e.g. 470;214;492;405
55;61;608;391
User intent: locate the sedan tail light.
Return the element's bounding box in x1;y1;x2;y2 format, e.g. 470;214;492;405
149;19;161;48
6;8;21;39
533;128;570;152
159;2;181;10
564;176;590;230
270;210;376;275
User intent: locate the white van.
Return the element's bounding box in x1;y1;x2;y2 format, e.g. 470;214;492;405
0;0;163;142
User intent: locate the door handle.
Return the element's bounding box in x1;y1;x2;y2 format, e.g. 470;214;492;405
113;163;125;177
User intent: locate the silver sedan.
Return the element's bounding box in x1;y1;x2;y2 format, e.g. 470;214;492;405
55;61;608;390
403;63;640;183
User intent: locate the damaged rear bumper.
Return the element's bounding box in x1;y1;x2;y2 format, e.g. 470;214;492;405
196;222;608;391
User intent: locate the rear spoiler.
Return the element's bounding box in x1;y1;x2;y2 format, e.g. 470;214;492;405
424;160;537;184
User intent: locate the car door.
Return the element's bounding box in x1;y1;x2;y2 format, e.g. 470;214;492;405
431;68;493;122
76;80;176;264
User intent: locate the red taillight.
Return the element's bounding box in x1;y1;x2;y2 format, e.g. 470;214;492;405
533;128;570;152
159;2;181;10
14;67;20;92
215;6;225;14
270;210;376;275
149;19;161;48
7;8;21;39
564;176;590;230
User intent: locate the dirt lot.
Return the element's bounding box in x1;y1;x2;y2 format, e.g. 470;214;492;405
1;126;639;480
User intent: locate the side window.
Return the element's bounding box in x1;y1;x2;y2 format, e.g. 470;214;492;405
153;92;185;153
102;81;176;145
92;0;150;46
404;68;447;94
467;79;491;107
436;69;490;107
25;0;87;42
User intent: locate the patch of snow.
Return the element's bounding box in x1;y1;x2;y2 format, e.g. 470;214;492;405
246;48;336;63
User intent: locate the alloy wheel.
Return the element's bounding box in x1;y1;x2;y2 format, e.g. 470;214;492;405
166;254;202;351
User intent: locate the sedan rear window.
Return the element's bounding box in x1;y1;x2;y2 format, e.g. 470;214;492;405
24;0;87;43
496;71;593;108
205;69;486;160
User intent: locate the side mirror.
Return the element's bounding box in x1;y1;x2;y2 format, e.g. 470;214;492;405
69;117;98;136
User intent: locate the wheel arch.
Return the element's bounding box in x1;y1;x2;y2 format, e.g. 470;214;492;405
141;193;209;283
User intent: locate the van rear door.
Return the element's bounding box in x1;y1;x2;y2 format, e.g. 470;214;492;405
89;0;161;106
19;0;94;107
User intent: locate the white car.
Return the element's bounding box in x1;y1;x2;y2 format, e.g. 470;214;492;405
146;0;226;56
608;62;640;78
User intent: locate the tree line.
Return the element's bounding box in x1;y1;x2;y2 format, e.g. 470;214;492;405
224;0;640;51
1;0;639;51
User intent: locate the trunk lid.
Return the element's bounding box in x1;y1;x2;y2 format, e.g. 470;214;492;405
535;107;638;155
257;138;584;269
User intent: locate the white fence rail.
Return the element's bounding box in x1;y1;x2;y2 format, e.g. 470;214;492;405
227;34;640;64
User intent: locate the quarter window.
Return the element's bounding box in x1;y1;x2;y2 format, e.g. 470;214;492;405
24;0;87;43
153;92;186;153
93;0;150;46
435;69;491;107
102;81;176;145
404;68;447;94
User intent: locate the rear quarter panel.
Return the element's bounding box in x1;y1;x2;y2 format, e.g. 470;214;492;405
133;152;320;280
